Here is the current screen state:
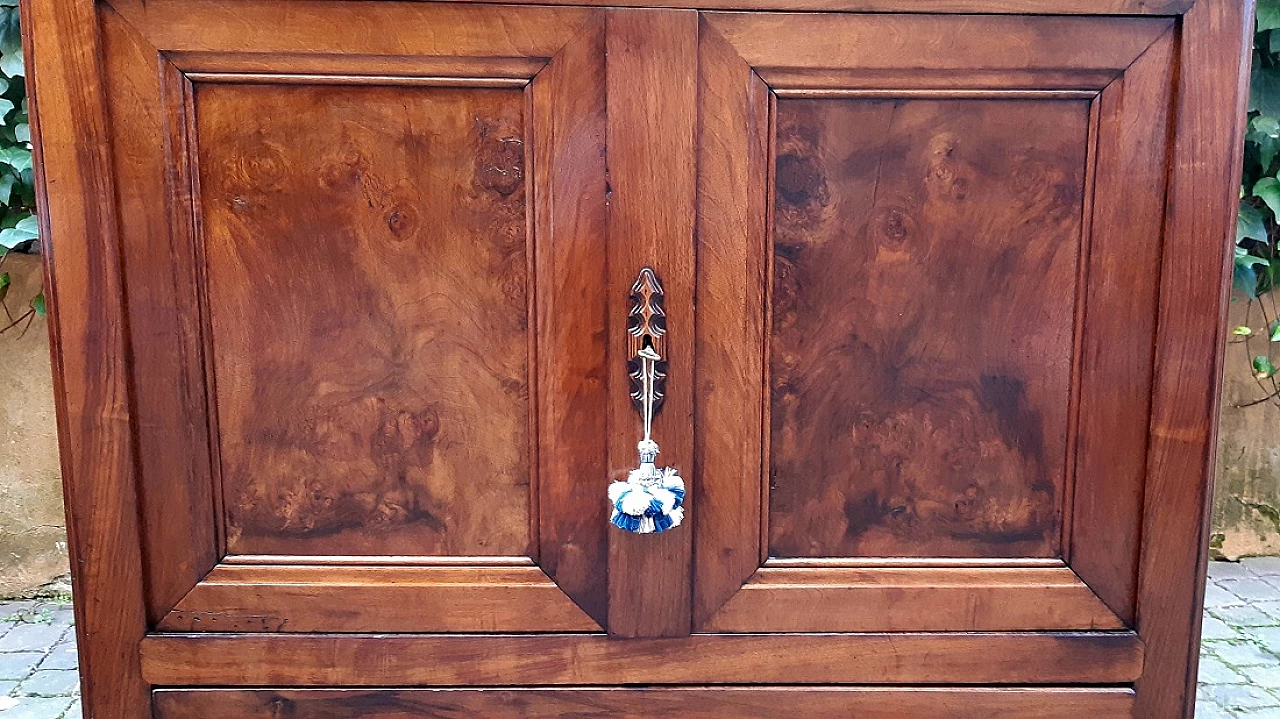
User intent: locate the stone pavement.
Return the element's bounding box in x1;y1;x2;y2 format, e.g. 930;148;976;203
1199;556;1280;717
0;561;1276;717
0;600;78;719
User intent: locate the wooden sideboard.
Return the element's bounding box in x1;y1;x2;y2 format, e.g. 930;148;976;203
23;0;1252;715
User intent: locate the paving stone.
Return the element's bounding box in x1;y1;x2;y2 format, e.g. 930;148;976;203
1250;626;1280;654
0;680;17;696
0;653;43;681
38;642;76;672
1238;709;1280;719
16;670;80;697
0;603;39;621
1209;582;1246;608
1201;655;1250;684
61;701;81;719
1252;669;1280;690
1196;702;1241;719
1213;562;1254;580
1223;578;1280;602
1207;615;1245;640
0;697;74;719
1202;683;1280;710
1247;557;1280;576
1214;604;1280;628
1213;640;1280;668
0;624;66;653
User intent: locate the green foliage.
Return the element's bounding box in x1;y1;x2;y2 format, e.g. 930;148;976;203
1241;1;1280;297
1231;5;1280;411
0;0;42;334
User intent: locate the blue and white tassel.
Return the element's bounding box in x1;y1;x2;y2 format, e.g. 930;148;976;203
609;332;685;534
609;438;685;534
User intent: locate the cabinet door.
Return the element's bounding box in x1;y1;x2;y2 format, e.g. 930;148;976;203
102;0;613;632
695;12;1176;633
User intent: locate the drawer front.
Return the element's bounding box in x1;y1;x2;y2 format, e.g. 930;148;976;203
153;687;1135;718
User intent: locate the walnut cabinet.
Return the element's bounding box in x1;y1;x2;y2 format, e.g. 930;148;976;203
23;0;1252;715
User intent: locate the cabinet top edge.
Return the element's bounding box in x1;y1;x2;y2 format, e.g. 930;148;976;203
420;0;1196;15
94;0;1196;16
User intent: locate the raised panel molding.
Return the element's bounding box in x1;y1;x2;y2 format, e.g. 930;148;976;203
693;12;1177;632
100;0;611;631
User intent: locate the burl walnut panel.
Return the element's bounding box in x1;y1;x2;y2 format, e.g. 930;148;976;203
196;83;531;557
768;98;1089;558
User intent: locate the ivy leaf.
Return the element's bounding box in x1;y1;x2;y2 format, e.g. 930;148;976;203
1239;201;1269;242
15;123;29;144
1261;0;1280;29
1253;116;1280;137
0;145;31;173
30;291;44;316
1254;177;1280;217
1253;66;1280;116
1270;320;1280;341
0;270;9;304
1235;325;1255;336
0;213;37;248
2;47;25;79
1236;244;1269;297
1255;355;1278;379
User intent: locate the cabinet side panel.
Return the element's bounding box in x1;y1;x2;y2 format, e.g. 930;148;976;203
23;0;151;714
1136;0;1254;714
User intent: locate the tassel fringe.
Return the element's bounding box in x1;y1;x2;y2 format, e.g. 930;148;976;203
608;467;685;535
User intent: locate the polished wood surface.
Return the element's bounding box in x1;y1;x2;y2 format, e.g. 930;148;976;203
140;632;1143;686
702;566;1124;631
99;7;221;624
692;14;771;627
158;566;598;632
703;13;1173;90
768;97;1086;559
152;687;1137;718
604;8;698;638
1136;0;1255;714
691;11;1170;641
1068;27;1175;627
22;0;152;715
529;14;612;628
198;83;532;557
29;0;1249;715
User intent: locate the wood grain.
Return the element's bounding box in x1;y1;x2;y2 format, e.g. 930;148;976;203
441;0;1188;11
692;16;770;629
152;687;1136;718
159;565;598;632
104;0;595;60
1135;0;1255;714
702;566;1124;632
704;14;1173;91
22;0;151;714
768;97;1088;559
1068;29;1175;627
99;5;220;624
604;8;698;637
196;83;532;558
140;632;1143;686
531;15;611;628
